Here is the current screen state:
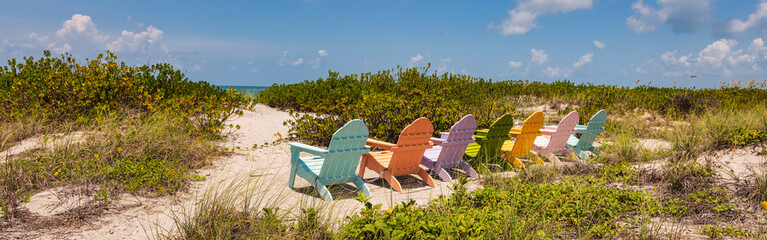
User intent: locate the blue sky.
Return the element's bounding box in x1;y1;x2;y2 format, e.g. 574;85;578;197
1;0;767;88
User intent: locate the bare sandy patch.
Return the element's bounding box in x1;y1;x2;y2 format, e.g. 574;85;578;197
9;104;479;239
0;132;86;164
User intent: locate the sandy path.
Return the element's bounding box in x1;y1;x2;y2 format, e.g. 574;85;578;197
10;104;758;239
11;104;478;239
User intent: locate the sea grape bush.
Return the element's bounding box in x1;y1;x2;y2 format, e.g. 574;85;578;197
259;66;512;145
257;65;767;146
0;51;246;135
340;178;666;238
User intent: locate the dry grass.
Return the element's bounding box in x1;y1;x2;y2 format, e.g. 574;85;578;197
1;114;222;229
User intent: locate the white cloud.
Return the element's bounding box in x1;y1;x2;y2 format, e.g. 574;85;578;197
727;1;767;34
626;0;711;34
309;57;321;69
508;60;523;68
543;67;572;78
530;48;549;64
649;38;767;77
278;49;328;69
56;14;109;41
436;58;453;72
593;40;605;49
409;53;424;66
51;43;72;54
311;49;329;68
292;58;304;66
279;50;305;67
106;26;163;52
27;33;49;43
127;14;145;27
193;60;207;71
573;52;594;68
250;66;259;73
494;0;594;35
230;66;237;71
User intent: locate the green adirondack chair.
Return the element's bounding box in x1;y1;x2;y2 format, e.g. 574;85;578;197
464;114;516;167
288;119;371;201
567;109;607;159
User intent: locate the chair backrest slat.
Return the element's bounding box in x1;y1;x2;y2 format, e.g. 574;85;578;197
576;109;606;150
476;113;514;161
437;114;477;164
320;119;370;179
508;111;544;157
390;117;434;171
543;111;578;150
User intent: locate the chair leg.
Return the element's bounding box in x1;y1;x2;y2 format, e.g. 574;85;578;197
436;168;452;182
591;147;602;155
576;149;590;160
417;168;437;188
288;148;300;188
530;153;544;164
510;157;525;169
315;181;333;201
381;171;403;193
352;176;371;197
288;162;299;188
358;155;368;178
459;161;479;178
542;150;560;165
563;149;577;161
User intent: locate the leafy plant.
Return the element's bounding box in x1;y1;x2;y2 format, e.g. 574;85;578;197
696;224;751;239
0;50;247;136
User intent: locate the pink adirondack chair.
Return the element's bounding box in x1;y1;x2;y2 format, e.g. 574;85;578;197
531;111;579;164
421;114;478;182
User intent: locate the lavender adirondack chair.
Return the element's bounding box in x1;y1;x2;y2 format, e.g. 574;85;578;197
531;111;579;164
421;114;479;182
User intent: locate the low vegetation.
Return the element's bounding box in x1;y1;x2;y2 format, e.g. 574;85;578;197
3;54;767;238
0;51;247;226
257;65;767;147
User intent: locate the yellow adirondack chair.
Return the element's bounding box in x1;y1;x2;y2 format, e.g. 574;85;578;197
500;111;544;167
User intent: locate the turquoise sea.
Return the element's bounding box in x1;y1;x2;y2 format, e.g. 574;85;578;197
216;85;268;94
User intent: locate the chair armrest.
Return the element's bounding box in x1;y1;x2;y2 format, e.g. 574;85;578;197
541;129;556;136
431;137;446;146
474;129;489;137
366;138;396;150
574;125;587;134
439;132;450;139
509;128;522;137
543;125;557;130
288;142;329;156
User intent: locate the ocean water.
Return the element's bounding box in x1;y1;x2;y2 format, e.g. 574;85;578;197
216;85;268;94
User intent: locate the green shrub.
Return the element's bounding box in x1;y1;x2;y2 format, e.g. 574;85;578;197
258;67;767;149
0;51;246;135
696;224;751;239
340;177;665;239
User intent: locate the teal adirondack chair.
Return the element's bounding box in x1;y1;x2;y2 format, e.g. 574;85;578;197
567;109;606;159
288;119;371;201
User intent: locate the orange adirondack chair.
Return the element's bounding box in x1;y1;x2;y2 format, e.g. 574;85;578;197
358;117;436;193
500;111;544;167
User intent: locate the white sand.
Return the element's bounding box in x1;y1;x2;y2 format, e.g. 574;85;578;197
9;104;479;239
6;104;761;239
